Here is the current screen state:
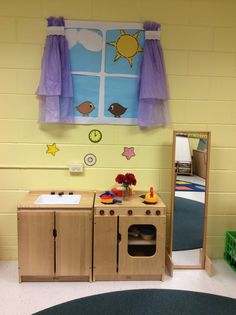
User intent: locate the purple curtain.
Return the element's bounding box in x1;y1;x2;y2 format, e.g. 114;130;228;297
36;16;74;123
138;22;170;128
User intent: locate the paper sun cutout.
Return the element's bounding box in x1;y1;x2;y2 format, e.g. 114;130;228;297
122;147;136;160
46;143;60;156
108;30;143;67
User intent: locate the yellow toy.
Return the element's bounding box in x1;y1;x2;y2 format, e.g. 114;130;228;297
144;187;158;204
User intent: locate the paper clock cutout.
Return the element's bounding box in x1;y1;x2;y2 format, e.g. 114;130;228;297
88;129;102;143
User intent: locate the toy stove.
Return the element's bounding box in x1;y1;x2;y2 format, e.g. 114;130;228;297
93;191;166;281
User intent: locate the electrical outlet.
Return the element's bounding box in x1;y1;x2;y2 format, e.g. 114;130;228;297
69;163;83;173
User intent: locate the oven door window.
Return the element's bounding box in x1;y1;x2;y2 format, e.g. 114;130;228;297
128;224;157;257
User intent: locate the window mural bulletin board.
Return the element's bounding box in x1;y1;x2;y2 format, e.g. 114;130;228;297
65;21;144;125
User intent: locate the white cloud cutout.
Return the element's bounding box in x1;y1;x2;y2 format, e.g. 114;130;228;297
66;28;102;52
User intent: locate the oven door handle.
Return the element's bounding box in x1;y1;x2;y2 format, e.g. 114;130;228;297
118;232;122;243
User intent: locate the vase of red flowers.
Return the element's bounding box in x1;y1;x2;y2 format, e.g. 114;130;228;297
115;173;137;200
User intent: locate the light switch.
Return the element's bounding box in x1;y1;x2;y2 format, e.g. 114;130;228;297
69;163;84;173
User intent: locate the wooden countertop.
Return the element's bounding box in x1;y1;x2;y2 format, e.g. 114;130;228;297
94;191;166;208
17;190;95;210
17;190;166;210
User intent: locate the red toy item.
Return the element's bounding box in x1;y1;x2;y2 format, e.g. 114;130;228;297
111;187;123;197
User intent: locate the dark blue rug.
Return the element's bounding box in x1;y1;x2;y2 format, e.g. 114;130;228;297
173;197;204;251
34;289;236;315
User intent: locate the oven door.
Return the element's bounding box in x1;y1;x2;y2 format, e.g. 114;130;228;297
118;215;165;276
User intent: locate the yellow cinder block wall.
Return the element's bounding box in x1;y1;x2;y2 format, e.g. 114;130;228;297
0;0;236;260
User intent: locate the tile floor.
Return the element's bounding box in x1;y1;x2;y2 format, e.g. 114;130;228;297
0;260;235;315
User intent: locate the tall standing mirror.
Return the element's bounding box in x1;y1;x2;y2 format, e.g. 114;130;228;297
169;131;211;272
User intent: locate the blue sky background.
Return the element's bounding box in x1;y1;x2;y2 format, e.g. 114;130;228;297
72;75;100;117
104;77;139;118
69;28;102;73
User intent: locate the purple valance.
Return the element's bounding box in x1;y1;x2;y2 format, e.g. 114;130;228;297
138;22;170;128
36;16;74;123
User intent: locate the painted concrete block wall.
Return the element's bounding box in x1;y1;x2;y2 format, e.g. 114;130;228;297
0;0;236;260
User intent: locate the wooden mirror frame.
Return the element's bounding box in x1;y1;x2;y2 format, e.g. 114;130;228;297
166;130;212;276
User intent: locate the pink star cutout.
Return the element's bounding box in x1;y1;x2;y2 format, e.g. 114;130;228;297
122;147;136;160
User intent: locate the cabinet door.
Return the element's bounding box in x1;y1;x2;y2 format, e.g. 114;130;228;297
93;216;117;278
18;211;54;277
118;216;166;276
55;211;92;277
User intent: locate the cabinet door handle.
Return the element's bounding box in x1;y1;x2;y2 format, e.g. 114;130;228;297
118;233;122;243
53;228;57;238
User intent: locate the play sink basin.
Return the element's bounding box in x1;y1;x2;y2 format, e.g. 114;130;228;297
34;194;81;205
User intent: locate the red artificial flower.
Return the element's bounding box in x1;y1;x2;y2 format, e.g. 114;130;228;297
125;173;137;186
115;174;125;184
115;173;137;186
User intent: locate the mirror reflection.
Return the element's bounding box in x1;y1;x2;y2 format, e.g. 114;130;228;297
172;131;210;268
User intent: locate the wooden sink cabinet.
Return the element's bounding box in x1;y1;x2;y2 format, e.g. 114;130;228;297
17;191;94;282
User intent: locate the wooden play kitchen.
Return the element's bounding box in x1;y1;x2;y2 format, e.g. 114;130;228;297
17;190;166;282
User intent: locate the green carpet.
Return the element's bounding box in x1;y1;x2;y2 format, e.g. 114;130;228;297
34;289;236;315
173;197;204;251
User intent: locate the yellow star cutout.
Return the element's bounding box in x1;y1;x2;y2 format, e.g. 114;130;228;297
46;143;60;156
